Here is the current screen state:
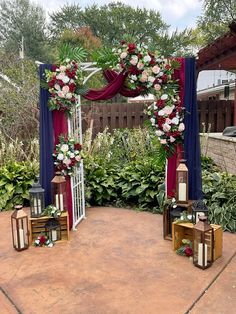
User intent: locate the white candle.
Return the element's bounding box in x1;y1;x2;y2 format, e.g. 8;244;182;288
59;194;64;211
37;199;42;214
33;198;38;214
198;243;208;267
19;228;25;249
51;230;57;241
55;194;59;209
196;212;204;223
178;183;187;201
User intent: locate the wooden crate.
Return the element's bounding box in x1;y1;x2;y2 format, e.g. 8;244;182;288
29;212;69;244
172;222;222;261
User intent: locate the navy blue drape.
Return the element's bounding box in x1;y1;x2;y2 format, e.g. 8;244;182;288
39;64;54;205
184;58;203;200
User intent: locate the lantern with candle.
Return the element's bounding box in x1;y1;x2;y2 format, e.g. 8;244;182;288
176;159;188;204
29;178;45;217
51;172;67;212
193;216;214;270
192;200;209;224
11;205;29;251
45;218;61;242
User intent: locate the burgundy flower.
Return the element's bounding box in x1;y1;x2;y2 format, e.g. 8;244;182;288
128;66;139;75
39;236;47;245
51;65;57;72
162;74;168;83
169;112;176;119
120;40;126;45
127;43;136;53
149;59;156;66
137;53;143;59
74;143;82;150
165;64;171;70
184;247;193;257
69;83;76;92
157;99;165;108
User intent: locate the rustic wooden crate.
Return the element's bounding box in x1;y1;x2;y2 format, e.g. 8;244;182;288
29;212;69;244
172;222;222;261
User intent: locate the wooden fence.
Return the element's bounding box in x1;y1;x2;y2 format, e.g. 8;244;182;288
198;100;234;133
81;100;234;136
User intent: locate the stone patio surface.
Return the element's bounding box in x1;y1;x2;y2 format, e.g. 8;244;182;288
0;207;236;314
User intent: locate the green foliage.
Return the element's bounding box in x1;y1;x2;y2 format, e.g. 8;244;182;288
83;128;166;211
0;161;38;211
201;157;236;232
56;43;87;64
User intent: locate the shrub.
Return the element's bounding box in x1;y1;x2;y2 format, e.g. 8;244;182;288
0;161;38;211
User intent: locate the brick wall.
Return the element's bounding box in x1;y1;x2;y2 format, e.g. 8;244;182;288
200;133;236;175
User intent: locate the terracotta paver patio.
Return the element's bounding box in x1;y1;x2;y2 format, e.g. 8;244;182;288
0;207;236;314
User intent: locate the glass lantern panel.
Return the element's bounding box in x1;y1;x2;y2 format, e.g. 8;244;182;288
12;218;18;248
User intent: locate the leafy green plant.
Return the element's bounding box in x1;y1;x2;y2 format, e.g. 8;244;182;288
0;161;38;211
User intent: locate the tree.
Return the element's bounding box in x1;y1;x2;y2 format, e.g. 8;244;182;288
197;0;236;44
0;51;39;141
0;0;48;61
49;2;168;47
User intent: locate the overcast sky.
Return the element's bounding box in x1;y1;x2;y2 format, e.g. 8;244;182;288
32;0;203;30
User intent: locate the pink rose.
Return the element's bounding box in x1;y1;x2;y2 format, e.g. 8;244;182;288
163;123;171;132
137;62;144;69
140;74;148;82
152;65;160;74
160;139;167;144
120;52;127;59
154;84;161;91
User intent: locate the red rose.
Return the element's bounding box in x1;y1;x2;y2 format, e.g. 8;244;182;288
127;43;136;53
149;59;156;66
48;79;56;87
69;83;76;92
138;53;143;59
165;64;171;70
74;143;82;150
58;80;64;87
157;99;165;108
120;40;126;45
39;236;47;245
128;66;139;75
169;112;176;119
162;74;168;83
184;247;193;257
51;65;57;72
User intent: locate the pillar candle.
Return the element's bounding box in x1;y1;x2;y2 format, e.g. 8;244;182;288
198;243;208;267
59;194;64;211
178;183;187;201
51;230;57;241
19;228;25;249
37;199;42;214
55;194;59;209
33;198;38;214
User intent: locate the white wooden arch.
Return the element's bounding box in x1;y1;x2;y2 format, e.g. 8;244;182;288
69;62;102;230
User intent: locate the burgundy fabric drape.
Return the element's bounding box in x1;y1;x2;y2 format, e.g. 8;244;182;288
83;70;141;100
52;111;73;229
166;58;185;198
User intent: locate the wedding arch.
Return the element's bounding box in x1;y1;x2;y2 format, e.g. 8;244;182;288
39;42;202;230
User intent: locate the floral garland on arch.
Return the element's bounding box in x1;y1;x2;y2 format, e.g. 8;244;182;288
53;135;82;177
44;59;84;115
108;41;185;152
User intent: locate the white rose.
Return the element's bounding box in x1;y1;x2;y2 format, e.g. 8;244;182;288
160;139;167;144
154;84;161;91
170;136;176;143
66;93;72;99
163;123;171;132
172;117;179;125
54;84;61;91
65;58;70;63
62;76;70;84
158;72;164;77
70;153;75;158
57;91;65;98
161;94;168;100
152;65;160;74
150;118;156;125
137;62;144;69
60;144;69;152
143;55;151;63
178;123;185;132
120;51;127;59
56;73;64;80
130;75;137;81
155;130;163;137
148;76;155;83
158;110;165;116
165;118;172;124
163;106;174;115
57;153;64;161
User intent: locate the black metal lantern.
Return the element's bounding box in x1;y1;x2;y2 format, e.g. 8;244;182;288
29;178;45;217
192;200;209;224
45;218;61;242
176;159;189;204
11;205;29;251
193;216;214;270
51;172;67;211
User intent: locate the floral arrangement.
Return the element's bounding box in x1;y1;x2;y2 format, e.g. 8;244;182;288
44;59;84;115
112;41;185;152
34;235;54;247
176;239;193;257
44;205;62;218
53;135;82;176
